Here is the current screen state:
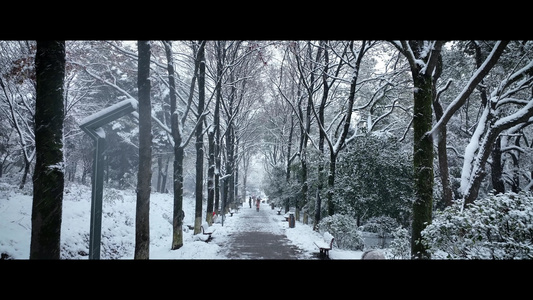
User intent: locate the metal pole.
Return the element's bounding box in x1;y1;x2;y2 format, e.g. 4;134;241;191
88;132;105;260
221;193;225;226
221;177;225;226
80;99;136;260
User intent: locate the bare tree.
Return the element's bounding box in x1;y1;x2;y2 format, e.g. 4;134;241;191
456;42;533;204
426;41;510;206
0;41;36;189
194;40;207;235
163;40;185;249
205;40;225;225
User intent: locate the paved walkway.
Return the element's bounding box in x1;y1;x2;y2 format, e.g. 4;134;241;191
219;205;310;259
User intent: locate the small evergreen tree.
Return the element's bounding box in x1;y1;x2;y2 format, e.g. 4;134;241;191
333;133;413;227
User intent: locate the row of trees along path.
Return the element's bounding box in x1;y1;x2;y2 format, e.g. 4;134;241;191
13;41;533;260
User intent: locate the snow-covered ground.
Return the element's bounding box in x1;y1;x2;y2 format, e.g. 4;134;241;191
0;180;362;259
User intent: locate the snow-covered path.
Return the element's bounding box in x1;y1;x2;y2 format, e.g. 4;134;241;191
215;205;312;259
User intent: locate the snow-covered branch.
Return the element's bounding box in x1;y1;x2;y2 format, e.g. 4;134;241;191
429;41;510;140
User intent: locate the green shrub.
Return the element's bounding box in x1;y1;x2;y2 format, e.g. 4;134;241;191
422;192;533;259
386;226;411;259
318;214;364;251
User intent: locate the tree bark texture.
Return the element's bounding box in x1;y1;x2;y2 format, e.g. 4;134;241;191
164;41;185;250
194;41;206;235
213;41;223;213
491;137;505;194
398;40;442;260
135;40;152;259
206;129;215;225
432;58;453;208
411;72;434;259
393;40;449;259
30;40;66;259
314;41;329;229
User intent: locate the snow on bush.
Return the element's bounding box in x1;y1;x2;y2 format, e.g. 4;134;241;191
422;192;533;259
386;226;411;259
359;216;398;239
318;214;364;251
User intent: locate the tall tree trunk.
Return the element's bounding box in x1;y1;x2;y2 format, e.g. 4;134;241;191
323;41;362;217
206;42;224;224
314;41;329;229
402;41;452;259
172;143;185;249
194;41;206;235
285;78;300;214
436;128;453;206
393;41;444;259
411;71;434;260
163;41;186;250
432;56;453;207
235;137;239;207
491;136;505;194
213;41;224;215
510;136;521;193
20;158;31;189
157;154;163;192
206;128;215;224
225;73;236;213
285;113;294;214
134;40;152;259
30;40;66;259
226;122;235;212
326;152;337;216
298;42;318;220
407;41;441;260
161;155;169;193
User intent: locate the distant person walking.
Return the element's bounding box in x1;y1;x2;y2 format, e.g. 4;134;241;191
256;197;261;212
249;196;252;208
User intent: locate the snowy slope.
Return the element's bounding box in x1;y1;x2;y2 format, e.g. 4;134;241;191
0;180;362;259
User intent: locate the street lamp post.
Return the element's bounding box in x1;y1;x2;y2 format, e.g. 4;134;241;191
79;99;137;260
